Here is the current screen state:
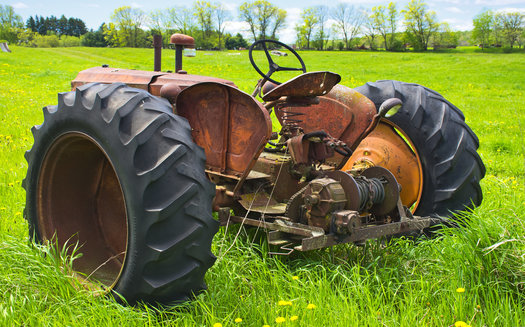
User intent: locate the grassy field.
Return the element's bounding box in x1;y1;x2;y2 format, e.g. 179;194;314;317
0;46;524;326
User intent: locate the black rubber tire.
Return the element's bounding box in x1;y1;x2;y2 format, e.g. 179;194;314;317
23;82;218;304
355;80;485;221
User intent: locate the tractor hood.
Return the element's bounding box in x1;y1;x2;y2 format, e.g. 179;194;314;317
71;66;237;96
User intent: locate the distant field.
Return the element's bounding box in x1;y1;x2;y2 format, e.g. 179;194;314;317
0;46;523;326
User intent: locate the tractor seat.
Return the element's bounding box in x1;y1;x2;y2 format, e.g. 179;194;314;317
262;71;341;102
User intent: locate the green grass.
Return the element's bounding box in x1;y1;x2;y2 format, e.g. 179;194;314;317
0;46;524;326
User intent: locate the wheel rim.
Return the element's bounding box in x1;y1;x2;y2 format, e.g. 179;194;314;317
342;120;423;212
37;132;128;289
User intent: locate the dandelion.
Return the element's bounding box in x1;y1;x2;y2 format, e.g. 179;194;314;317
8;182;14;187
15;212;21;216
306;303;317;310
290;315;298;321
476;304;481;309
456;287;465;293
263;325;270;327
292;276;299;280
278;300;292;306
234;318;242;323
275;316;286;323
213;323;223;327
454;321;468;327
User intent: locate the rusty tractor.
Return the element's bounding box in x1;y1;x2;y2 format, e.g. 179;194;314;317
23;34;485;304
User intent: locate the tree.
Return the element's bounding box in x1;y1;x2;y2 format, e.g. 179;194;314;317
215;3;230;50
313;5;329;50
491;13;504;46
387;2;398;50
0;4;23;28
149;9;165;35
473;10;493;50
81;24;107;47
431;22;458;49
26;16;36;32
370;5;387;49
111;6;146;47
225;32;248;49
402;0;439;51
363;9;380;49
295;7;318;49
0;5;23;42
165;6;195;35
194;1;214;40
269;8;286;40
331;3;365;50
239;0;286;41
498;12;524;48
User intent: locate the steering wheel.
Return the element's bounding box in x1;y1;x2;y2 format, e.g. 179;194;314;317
248;39;307;85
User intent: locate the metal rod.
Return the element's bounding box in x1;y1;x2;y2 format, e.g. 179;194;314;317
175;44;183;73
153;35;162;72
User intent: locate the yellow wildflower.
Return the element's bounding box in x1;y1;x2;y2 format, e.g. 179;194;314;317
454;321;468;327
278;300;292;306
306;303;317;310
275;316;286;323
213;323;222;327
234;318;242;323
290;315;298;321
456;287;465;293
263;325;270;327
292;276;299;280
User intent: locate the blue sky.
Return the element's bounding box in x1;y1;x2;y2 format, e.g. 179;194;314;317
7;0;525;43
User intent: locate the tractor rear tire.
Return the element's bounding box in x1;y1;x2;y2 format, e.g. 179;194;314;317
355;80;485;222
23;83;218;304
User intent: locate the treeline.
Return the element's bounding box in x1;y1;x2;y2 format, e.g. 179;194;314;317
1;2;524;51
473;10;524;49
26;15;87;37
295;1;524;50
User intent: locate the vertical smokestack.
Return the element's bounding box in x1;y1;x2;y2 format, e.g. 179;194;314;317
153;35;162;72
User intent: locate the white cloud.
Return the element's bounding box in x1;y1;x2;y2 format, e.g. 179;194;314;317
495;7;525;14
445;7;463;13
475;0;525;5
434;0;462;4
130;2;143;9
224;20;251;38
278;7;301;44
443;18;473;31
11;2;28;9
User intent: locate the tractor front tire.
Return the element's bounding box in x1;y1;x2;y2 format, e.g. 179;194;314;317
23;83;218;304
355;80;485;221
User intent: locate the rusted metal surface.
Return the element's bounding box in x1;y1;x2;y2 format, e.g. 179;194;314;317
262;71;341;101
303;177;346;231
361;166;399;216
342;120;423;211
323;171;361;211
220;214;325;238
170;33;195;46
239;192;287;214
176;82;272;178
150;74;236;98
153;35;162;72
297;216;435;251
251;152;307;203
273;84;375;166
332;210;361;235
71;66;236;95
37;132;127;287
